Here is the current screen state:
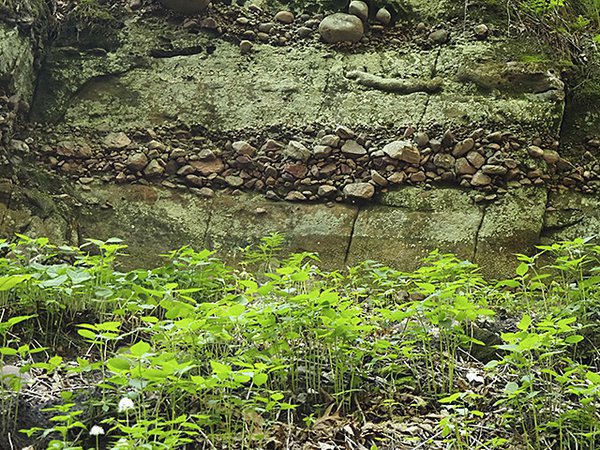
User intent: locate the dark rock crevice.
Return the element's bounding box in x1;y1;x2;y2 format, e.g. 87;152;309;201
472;204;487;262
344;204;360;266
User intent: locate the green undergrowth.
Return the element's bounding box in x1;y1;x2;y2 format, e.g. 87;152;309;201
0;234;599;449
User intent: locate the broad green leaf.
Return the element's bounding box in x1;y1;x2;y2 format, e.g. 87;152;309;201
0;275;32;291
107;358;131;372
253;372;268;386
129;341;151;357
515;262;529;277
517;314;532;331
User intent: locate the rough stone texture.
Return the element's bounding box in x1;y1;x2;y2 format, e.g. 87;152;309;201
542;190;600;242
158;0;210;14
475;187;548;278
347;187;483;270
2;173;595;278
78;184;212;269
424;42;565;136
30;16;563;138
208;193;357;268
0;24;36;100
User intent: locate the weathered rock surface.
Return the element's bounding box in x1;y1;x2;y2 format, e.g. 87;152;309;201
158;0;210;14
0;175;575;278
475;186;548;278
347;187;483;270
29;15;564;138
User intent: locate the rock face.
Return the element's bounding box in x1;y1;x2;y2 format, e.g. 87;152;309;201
0;25;36;102
318;13;365;43
2;0;599;283
1;172;581;278
158;0;210;14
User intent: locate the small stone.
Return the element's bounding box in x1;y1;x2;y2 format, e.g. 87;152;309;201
239;40;253;55
198;187;214;198
543;150;560;164
143;159;164;177
441;130;455;148
452;138;475;157
375;8;391;25
56;140;93;158
232;141;256;156
313;145;332;158
349;0;369;21
318;185;338;197
297;26;312;38
455;158;477;175
343;182;375;200
382;140;421;164
335;125;355;139
283;163;308;178
275;10;294;24
387;171;406;184
481;164;507;175
486;131;503;143
126;153;148;172
341;140;367;156
177;164;194;176
129;0;142;10
192;158;225;175
104;132;131;149
284;140;311;161
466;151;486;169
429;29;449;45
414;132;429;147
225;175;244;187
370;170;387;186
433;153;455;170
320;134;340;147
285;191;307;201
319;13;364;43
471;171;492;186
258;22;275;33
527;145;544;158
79;177;94;185
409;171;426;182
199;17;218;29
474;24;489;40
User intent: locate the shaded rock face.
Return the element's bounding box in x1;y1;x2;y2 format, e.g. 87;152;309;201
1;174;586;278
159;0;211;14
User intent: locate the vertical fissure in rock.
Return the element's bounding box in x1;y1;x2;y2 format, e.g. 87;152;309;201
202;197;216;250
472;204;487;262
343;205;360;266
417;48;442;128
0;182;14;230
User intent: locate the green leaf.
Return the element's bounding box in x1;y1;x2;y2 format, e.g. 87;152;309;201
515;262;529;277
439;392;462;404
517;314;532;331
77;329;97;340
565;335;584;344
253;372;268;386
586;371;600;385
129;341;151;357
0;275;32;291
107;358;131;372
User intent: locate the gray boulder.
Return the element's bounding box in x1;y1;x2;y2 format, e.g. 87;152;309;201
319;13;364;44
